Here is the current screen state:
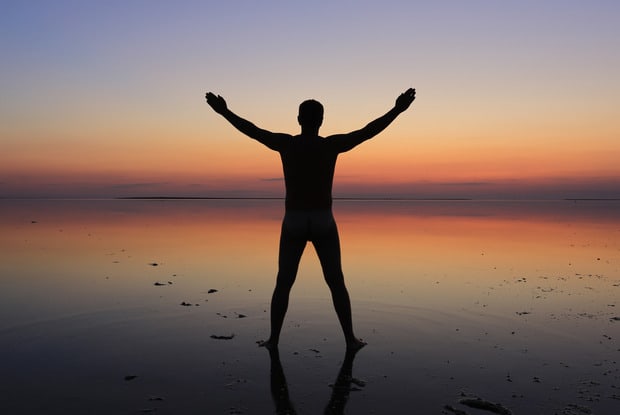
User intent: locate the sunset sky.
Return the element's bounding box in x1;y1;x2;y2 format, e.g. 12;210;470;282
1;0;619;199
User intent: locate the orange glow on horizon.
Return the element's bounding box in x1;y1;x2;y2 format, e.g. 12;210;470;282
3;125;619;198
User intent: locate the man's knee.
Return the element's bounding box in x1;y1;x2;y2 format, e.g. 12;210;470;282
275;271;297;290
324;271;345;290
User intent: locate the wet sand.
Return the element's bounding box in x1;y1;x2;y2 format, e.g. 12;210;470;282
1;199;618;414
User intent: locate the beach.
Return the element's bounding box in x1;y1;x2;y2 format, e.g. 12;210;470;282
1;199;618;414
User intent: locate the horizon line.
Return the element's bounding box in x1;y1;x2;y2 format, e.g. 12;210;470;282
1;196;620;202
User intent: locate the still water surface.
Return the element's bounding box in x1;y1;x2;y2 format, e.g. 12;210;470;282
1;199;619;414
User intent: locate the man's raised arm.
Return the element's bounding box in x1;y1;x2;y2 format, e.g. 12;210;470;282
330;88;416;153
205;92;287;151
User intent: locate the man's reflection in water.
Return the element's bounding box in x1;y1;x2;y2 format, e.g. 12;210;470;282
323;348;365;415
268;348;297;415
267;347;364;415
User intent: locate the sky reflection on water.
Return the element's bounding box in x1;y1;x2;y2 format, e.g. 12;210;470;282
1;199;619;414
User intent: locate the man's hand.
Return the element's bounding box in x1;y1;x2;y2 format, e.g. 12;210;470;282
395;88;416;113
206;92;228;114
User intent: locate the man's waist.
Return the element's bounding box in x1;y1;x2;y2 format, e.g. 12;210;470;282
284;196;332;211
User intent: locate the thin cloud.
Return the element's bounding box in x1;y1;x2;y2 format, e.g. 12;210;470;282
436;181;493;187
109;182;169;190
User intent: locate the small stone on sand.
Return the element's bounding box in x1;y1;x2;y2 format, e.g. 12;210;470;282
210;334;235;340
459;397;512;415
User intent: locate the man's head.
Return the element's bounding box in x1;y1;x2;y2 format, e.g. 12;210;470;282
298;99;324;131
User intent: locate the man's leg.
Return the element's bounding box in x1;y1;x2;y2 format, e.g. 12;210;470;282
261;216;306;349
312;214;365;350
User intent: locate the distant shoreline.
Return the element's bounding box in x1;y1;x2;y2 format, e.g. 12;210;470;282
115;196;474;201
117;197;620;201
1;197;619;202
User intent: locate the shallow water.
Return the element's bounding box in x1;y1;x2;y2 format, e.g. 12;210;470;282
1;199;619;414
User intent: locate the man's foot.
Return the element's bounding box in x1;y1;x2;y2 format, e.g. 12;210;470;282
346;338;367;351
257;339;278;351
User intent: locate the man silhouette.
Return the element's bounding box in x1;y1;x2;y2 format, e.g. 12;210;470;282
206;88;416;350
